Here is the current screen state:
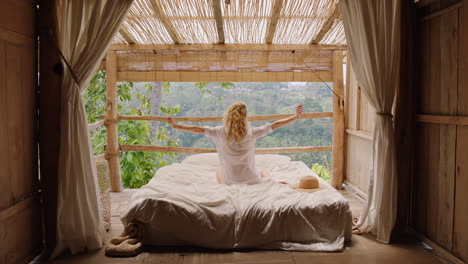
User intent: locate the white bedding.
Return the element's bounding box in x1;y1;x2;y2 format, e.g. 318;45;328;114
120;154;352;251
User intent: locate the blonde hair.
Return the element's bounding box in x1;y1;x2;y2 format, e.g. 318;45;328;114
223;102;249;143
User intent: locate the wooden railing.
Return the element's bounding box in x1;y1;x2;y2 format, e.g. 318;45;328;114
90;50;345;192
97;112;335;191
110;112;333;153
87;120;105;131
120;145;332;154
116;112;333;122
116;113;333;154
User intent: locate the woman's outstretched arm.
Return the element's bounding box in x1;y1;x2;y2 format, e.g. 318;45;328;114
167;117;205;134
271;104;303;130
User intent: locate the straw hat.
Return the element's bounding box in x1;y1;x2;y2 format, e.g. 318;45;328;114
291;176;328;192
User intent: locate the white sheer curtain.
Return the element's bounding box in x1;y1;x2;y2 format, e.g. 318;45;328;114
339;0;401;243
52;0;133;258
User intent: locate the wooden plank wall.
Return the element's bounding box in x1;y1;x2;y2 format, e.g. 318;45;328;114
412;1;468;262
344;59;375;196
0;0;42;263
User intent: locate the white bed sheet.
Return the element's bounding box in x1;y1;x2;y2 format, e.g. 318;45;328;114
120;154;352;251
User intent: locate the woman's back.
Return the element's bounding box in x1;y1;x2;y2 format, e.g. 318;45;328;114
205;123;272;185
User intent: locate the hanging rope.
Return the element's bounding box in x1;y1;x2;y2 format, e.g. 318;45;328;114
104;144;123;160
376;112;393;117
104;117;118;127
291;50;342;101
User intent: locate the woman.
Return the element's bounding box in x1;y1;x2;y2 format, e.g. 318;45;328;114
167;103;303;185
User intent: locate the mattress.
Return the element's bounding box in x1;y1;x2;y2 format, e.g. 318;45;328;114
120;154;352;251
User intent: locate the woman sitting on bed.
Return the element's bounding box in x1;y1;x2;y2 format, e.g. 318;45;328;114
167;102;302;185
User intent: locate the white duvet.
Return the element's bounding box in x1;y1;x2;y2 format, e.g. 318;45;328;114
120;154;352;251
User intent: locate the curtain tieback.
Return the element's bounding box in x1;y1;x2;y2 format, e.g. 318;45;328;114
48;29;81;86
376;112;393;117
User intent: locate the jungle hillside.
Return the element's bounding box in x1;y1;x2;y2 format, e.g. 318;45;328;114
85;71;333;188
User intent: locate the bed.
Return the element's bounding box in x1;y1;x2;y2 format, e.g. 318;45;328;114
120;154;352;251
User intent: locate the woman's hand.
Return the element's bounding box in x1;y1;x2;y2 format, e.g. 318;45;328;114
167;117;175;128
296;104;303;118
271;104;303;130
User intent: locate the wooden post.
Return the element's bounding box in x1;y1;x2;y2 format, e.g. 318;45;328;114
331;51;345;189
106;51;121;192
394;0;416;236
39;0;61;250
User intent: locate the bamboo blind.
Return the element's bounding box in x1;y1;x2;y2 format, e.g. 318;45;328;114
115;49;334;73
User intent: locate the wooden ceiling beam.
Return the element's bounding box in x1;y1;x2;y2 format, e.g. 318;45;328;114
125;15;337;20
212;0;225;44
117;71;333;83
311;5;341;44
150;0;180;44
119;28;138;44
265;0;283;44
110;43;347;51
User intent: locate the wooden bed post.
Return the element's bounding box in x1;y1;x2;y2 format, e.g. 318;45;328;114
106;50;122;192
331;50;345;189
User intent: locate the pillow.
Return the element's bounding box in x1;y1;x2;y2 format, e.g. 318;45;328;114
181;153;220;168
255;154;291;170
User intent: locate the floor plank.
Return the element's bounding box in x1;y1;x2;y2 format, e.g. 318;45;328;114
50;248;145;264
183;251;295;264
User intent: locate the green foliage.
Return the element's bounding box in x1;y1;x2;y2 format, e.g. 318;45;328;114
311;163;331;183
193;82;234;103
162;82;333;169
83;70;107;123
220;82;234;89
117;81;180;188
160;104;181;115
84;71;180;188
84;76;333;188
194;82;233;95
195;82;211;94
83;71;107;156
162;82;171;93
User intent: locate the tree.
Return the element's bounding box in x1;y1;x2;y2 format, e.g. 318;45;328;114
84;71;180;188
148;82;163;140
85;78;333;187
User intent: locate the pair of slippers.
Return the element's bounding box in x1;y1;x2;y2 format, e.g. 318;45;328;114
352;217;364;235
105;222;144;257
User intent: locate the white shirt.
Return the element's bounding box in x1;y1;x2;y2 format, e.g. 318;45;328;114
204;123;273;185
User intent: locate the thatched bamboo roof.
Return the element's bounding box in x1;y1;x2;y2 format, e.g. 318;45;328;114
108;0;346;82
113;0;346;46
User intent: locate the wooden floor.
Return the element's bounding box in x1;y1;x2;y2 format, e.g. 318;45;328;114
49;188;444;264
